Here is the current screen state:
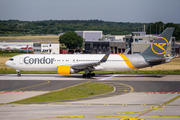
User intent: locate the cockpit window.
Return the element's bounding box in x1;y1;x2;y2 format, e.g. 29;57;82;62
9;58;14;61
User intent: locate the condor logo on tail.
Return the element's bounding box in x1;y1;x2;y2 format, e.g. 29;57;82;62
151;37;169;55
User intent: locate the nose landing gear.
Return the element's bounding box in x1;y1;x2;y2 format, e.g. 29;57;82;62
16;70;21;77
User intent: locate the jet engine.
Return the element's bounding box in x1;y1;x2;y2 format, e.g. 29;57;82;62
57;66;79;75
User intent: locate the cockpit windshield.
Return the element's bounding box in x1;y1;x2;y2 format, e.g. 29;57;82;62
9;58;14;61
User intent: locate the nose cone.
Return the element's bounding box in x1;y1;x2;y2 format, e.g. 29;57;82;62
5;61;10;67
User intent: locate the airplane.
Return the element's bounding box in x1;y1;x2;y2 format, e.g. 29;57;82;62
21;45;33;49
5;27;174;78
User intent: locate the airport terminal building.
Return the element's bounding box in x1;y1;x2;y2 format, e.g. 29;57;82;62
33;43;59;54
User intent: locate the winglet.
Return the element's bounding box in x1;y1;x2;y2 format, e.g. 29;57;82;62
100;51;111;63
123;48;130;54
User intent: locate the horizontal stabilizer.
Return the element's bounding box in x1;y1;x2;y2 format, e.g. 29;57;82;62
146;58;168;62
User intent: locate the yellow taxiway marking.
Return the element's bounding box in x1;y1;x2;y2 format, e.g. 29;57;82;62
133;95;180;118
163;95;180;106
116;112;142;114
149;106;166;109
14;80;50;91
120;118;145;120
117;83;134;93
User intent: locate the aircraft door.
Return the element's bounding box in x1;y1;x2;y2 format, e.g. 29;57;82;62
19;57;23;64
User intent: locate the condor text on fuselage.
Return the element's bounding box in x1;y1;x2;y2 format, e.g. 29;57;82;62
24;56;55;64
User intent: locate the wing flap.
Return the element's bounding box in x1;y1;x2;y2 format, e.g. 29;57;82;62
71;62;99;70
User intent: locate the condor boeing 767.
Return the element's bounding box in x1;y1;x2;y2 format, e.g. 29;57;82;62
5;27;174;78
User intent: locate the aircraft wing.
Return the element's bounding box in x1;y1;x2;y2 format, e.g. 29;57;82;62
64;51;111;70
71;62;100;70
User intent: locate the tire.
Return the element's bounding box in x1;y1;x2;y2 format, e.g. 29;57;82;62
87;73;91;78
91;73;95;77
17;74;21;77
82;74;86;78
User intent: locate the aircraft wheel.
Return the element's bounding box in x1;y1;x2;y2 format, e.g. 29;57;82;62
17;73;21;77
87;73;91;78
91;73;95;77
82;74;86;78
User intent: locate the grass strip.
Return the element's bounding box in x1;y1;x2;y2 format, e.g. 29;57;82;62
12;82;114;103
0;53;32;57
1;69;180;75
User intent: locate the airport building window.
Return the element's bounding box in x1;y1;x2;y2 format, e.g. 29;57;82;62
126;45;129;48
126;38;129;42
135;39;138;42
133;52;141;54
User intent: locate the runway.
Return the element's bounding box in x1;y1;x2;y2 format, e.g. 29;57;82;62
0;74;180;120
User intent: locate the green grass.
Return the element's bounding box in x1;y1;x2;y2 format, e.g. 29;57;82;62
0;53;31;57
13;82;114;103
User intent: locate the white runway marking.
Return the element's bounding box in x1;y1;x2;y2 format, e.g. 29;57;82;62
98;74;118;81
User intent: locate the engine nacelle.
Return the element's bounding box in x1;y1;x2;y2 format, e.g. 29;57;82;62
57;66;79;75
94;66;103;71
87;66;103;71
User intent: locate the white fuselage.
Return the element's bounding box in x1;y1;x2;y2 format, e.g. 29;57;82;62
5;54;143;72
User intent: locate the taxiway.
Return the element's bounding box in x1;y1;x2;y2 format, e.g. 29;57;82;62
0;74;180;120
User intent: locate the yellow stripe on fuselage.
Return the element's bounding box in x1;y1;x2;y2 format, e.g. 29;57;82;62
119;54;137;69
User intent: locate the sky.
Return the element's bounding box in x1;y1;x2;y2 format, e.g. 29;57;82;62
0;0;179;23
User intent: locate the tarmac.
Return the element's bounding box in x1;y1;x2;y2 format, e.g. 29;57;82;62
0;74;180;120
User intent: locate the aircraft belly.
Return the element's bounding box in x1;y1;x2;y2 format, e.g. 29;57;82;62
18;64;56;71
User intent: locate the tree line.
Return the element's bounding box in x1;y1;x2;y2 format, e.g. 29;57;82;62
0;20;179;40
146;21;180;41
0;20;148;35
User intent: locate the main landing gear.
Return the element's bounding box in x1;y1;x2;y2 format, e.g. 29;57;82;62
82;68;96;78
16;70;21;77
82;73;95;78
